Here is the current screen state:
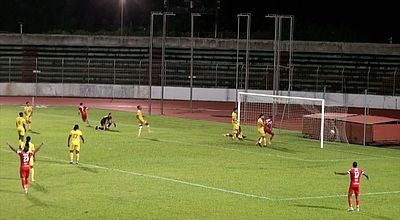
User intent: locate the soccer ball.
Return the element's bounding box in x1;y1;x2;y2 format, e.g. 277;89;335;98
330;129;335;134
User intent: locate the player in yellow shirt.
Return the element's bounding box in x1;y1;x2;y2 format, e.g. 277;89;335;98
224;107;244;140
16;112;26;142
136;105;150;137
256;113;267;147
67;124;84;164
23;101;33;131
19;136;44;182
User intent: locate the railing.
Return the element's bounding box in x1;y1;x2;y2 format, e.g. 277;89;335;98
0;57;399;96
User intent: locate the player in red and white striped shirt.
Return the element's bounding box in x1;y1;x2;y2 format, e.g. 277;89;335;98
335;161;369;211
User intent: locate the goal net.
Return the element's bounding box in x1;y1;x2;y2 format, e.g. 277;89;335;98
237;92;349;148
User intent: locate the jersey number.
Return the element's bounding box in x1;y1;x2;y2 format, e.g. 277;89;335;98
73;134;78;138
23;154;29;162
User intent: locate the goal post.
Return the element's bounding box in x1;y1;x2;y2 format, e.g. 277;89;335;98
238;92;326;148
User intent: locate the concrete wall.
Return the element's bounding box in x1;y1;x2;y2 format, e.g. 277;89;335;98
1;34;399;55
1;82;399;110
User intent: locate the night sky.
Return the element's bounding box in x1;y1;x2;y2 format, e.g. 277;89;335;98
0;0;398;43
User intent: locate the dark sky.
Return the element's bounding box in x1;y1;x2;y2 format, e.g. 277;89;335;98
0;0;398;43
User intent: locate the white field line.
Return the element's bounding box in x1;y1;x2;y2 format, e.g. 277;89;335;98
41;155;400;201
2;149;399;202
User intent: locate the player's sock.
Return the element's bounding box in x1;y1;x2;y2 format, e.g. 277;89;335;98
31;167;35;182
138;127;142;137
348;198;353;207
76;154;80;164
147;125;151;133
70;152;74;163
263;138;267;147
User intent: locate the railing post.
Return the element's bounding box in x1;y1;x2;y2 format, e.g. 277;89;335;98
393;68;397;96
8;57;11;82
215;64;218;87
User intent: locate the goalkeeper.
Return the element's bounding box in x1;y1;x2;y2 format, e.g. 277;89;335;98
95;112;116;131
136;105;150;137
225;107;244;140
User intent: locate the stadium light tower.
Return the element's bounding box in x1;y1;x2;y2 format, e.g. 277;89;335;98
120;0;125;36
148;11;175;115
190;13;201;112
148;11;163;115
235;13;251;106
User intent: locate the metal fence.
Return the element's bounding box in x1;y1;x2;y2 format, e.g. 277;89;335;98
0;57;399;96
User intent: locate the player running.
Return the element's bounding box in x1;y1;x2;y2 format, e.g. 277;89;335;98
264;115;274;145
23;101;33;131
256;114;267;147
136;105;150;137
7;139;44;194
224;107;244;140
78;102;90;126
67;124;84;164
335;161;369;212
96;113;116;131
18;136;43;182
16;112;26;142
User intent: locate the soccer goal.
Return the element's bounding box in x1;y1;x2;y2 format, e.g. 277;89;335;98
237;92;350;148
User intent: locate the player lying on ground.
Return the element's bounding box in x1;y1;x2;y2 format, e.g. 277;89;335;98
96;113;116;131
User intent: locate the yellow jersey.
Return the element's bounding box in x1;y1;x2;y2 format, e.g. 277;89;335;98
70;130;83;145
136;109;145;123
24;105;33;117
257;118;264;130
16;116;26;129
19;142;35;153
232;111;238;125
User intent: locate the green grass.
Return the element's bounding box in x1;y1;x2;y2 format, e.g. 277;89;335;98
0;105;399;220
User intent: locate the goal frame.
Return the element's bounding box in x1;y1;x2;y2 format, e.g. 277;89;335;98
237;92;325;149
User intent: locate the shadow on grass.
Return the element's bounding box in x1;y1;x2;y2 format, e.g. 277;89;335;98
26;194;48;207
31;182;48;193
267;145;299;154
294;204;341;211
40;158;68;165
105;129;120;133
77;165;99;173
142;137;160;142
29;130;41;135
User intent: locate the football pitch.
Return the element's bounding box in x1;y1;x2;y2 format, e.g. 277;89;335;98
0;105;399;220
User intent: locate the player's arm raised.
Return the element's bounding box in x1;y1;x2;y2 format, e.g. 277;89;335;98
34;143;45;155
6;142;18;153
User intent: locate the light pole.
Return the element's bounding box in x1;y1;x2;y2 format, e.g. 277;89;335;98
148;11;162;115
265;14;294;96
235;13;251;106
120;0;125;36
160;12;175;115
190;13;201;112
